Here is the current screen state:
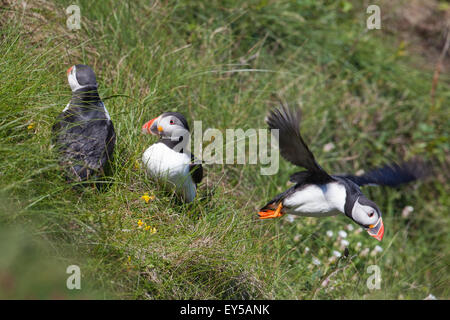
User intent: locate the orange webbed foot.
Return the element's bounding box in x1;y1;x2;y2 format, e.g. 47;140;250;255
258;203;284;219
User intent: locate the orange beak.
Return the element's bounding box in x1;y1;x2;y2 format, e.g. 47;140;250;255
142;117;159;135
367;218;384;241
67;66;73;75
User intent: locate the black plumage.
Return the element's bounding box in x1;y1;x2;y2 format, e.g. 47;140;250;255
52;65;115;183
337;161;427;187
266;105;333;184
189;154;203;185
259;105;426;239
265;104;426;192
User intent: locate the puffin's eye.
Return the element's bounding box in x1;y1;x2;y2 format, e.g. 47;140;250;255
368;211;374;218
169;120;175;125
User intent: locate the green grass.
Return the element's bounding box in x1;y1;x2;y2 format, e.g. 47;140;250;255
0;0;448;299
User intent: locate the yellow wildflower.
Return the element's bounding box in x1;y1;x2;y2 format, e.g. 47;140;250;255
27;123;35;130
141;192;155;203
137;219;144;227
143;224;157;233
396;41;407;57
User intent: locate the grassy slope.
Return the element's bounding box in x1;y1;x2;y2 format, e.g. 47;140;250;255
0;0;448;299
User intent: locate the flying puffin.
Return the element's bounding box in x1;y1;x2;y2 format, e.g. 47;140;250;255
141;112;203;203
258;105;425;241
52;64;116;183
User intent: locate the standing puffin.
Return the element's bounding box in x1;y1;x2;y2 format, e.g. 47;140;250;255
258;105;425;241
52;64;116;183
141;112;203;203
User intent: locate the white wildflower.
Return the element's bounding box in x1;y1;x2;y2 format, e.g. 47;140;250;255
360;248;370;257
326;230;334;238
402;206;414;218
323;142;335;153
286;214;295;223
374;245;383;253
338;230;348;238
370;245;383;257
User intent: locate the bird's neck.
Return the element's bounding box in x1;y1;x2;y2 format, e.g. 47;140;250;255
159;135;188;153
71;86;101;105
342;185;361;218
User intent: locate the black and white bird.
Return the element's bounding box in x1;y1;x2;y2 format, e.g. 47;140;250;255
258;105;425;241
52;64;116;183
141;112;203;203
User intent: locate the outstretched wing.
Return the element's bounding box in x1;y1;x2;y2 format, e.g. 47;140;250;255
266;105;333;183
337;160;428;187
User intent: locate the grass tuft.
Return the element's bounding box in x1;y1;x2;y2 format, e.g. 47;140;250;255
0;0;448;299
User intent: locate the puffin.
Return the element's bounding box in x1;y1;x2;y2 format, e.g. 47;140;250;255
258;105;425;241
52;64;116;183
141;112;203;203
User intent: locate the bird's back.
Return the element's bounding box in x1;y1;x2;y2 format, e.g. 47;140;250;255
53;102;115;181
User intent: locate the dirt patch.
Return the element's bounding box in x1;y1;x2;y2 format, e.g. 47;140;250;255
381;0;450;71
1;0;99;64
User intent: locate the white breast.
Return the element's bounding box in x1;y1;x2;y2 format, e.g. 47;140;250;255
283;182;346;217
142;143;196;202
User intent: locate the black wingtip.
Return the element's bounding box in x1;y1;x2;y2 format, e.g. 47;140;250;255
400;158;431;180
265;104;334;182
382;159;430;185
265;104;302;133
343;158;431;187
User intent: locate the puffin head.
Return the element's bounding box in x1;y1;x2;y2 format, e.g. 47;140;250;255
142;112;190;139
349;196;384;241
67;64;98;92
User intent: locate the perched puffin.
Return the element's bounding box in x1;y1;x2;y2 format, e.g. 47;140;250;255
141;112;203;203
258;105;425;241
52;64;116;183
